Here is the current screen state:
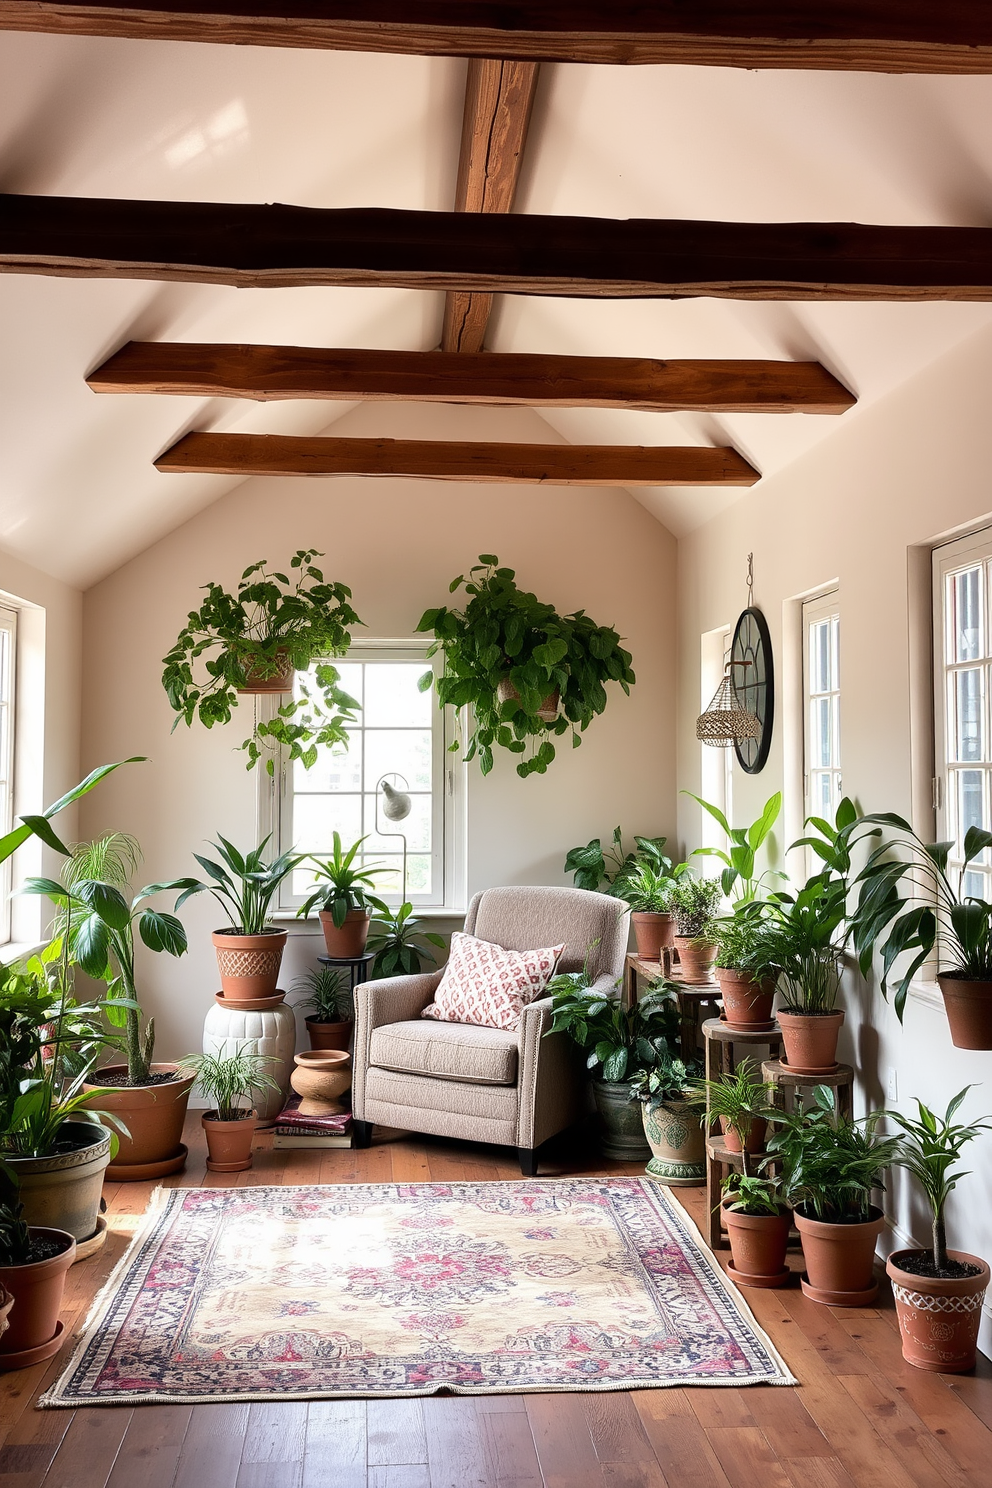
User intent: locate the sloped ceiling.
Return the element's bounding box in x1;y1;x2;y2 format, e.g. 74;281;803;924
2;32;992;587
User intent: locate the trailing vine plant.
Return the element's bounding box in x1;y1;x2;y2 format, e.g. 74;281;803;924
416;556;635;777
161;551;362;773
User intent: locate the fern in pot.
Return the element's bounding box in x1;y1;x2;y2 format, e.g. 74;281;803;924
178;1047;278;1173
669;875;723;983
686;1062;771;1162
628;1052;705;1185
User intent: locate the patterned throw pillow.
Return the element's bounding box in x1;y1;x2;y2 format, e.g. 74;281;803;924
421;931;566;1032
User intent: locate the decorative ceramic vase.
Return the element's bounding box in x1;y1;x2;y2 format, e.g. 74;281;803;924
213;928;287;1001
83;1065;194;1182
237;649;294;694
202;1111;257;1173
778;1009;845;1073
591;1079;651;1162
7;1121;112;1243
886;1249;990;1372
936;976;992;1050
673;937;718;983
795;1206;884;1306
631;912;675;960
306;1015;353;1052
319;910;371;959
0;1228;75;1370
202;999;296;1126
724;1206;792;1288
715;968;777;1029
496;677;560;722
290;1050;352;1116
641;1097;705;1185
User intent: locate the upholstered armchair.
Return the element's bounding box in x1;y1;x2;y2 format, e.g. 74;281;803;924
352;885;629;1174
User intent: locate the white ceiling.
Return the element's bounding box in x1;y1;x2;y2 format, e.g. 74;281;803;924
2;32;992;586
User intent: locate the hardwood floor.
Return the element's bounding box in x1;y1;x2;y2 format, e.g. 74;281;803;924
2;1115;990;1488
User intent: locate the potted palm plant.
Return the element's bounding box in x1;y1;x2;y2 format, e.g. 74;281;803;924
719;1173;792;1289
686;1063;770;1162
161;550;363;772
0;1201;75;1370
298;833;388;958
669;876;723;982
711;904;781;1029
366;900;447;978
417;555;635;778
177;1046;279;1173
628;1053;705;1184
24;834;197;1183
765;874;850;1072
179;834;300;1002
293;965;353;1051
885;1088;991;1372
764;1085;901;1306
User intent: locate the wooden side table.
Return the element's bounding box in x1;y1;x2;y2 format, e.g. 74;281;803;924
623;953;722;1060
761;1060;855;1122
702;1018;785;1249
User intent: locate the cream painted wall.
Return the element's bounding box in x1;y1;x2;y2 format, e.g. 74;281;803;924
678;318;992;1352
79;405;677;1070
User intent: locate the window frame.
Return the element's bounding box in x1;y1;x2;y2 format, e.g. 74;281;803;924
0;606;17;945
802;590;842;828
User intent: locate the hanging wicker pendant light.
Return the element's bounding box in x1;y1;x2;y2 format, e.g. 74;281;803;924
696;665;760;747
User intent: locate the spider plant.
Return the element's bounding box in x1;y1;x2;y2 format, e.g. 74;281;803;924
685;1063;771;1169
0;1201;32;1266
762;1085;901;1224
886;1087;992;1273
292;965;353;1023
178;834;300;935
176;1046;279;1123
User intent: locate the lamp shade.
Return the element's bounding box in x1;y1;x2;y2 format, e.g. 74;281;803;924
380;779;412;822
696;668;760;748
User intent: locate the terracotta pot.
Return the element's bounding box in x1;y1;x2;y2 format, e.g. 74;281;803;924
0;1287;11;1342
631;912;675;959
886;1249;990;1372
7;1121;112;1243
592;1079;651;1162
237;649;294;694
306;1016;353;1052
777;1009;845;1074
202;1000;296;1127
496;677;560;723
937;975;992;1050
795;1205;884;1305
0;1228;75;1368
84;1065;194;1181
673;937;718;983
290;1049;351;1116
716;968;777;1029
641;1097;705;1186
202;1111;257;1173
719;1115;767;1155
319;909;371;959
724;1206;792;1288
213;927;287;1001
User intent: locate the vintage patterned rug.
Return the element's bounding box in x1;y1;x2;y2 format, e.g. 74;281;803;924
43;1179;795;1405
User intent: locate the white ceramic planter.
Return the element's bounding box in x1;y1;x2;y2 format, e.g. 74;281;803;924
202;1000;297;1126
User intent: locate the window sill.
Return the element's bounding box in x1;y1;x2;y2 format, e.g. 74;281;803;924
0;940;45;966
908;978;944;1011
272;908;465;926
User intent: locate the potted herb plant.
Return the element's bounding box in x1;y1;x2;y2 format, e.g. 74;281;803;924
547;973;680;1161
764;1085;901;1306
885;1088;991;1372
177;1047;278;1173
25;834;197;1183
366;900;446;979
179;834;300;1002
711;904;781;1030
719;1173;792;1289
669;876;723;982
162;551;363;773
686;1063;770;1162
293;965;354;1051
765;874;849;1072
0;1201;75;1370
298;833;387;958
417;556;635;778
628;1054;705;1184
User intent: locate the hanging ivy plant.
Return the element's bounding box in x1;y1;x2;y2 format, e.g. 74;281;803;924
416;555;635;777
161;551;362;772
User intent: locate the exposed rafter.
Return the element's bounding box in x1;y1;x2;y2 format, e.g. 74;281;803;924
0;3;990;72
155;433;760;486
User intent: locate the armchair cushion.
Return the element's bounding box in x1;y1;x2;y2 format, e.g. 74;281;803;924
421;930;564;1031
370;1019;519;1086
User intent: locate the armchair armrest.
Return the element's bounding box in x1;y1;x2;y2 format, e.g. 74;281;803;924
516;996;587;1150
352;970;443;1120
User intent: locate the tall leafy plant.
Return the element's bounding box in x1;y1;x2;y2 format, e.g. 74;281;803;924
887;1088;992;1272
298;834;387;925
762;1085;901;1224
178;834;299;935
684;791;784;904
366;901;446;978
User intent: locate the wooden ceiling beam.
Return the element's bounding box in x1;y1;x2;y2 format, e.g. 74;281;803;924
1;3;991;73
154;433;760;486
89;342;855;414
5;195;992;300
441;58;539;354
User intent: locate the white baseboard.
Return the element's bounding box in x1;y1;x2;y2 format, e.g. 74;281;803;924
879;1212;992;1363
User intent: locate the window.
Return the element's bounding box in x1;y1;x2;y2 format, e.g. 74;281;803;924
262;642;465;913
803;592;841;822
699;624;734;845
934;528;992;899
0;607;16;943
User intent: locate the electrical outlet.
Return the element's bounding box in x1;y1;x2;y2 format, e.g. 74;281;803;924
886;1068;898;1101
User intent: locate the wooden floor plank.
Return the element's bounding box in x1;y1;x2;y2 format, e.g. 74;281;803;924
302;1400;367;1488
837;1374;968;1488
241;1400;308;1465
705;1425;794;1488
421;1397;494;1488
172;1403;251;1488
38;1407;133;1488
366;1400;428;1468
103;1406;193;1488
526;1392;605;1487
478;1404;544;1487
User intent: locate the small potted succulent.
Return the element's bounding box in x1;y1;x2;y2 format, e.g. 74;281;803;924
177;1047;279;1173
293;965;354;1051
686;1063;771;1162
366;900;447;979
0;1200;75;1370
628;1053;705;1185
764;1085;901;1307
711;904;781;1029
669;876;723;982
298;833;388;958
719;1173;792;1289
179;834;300;1003
885;1088;991;1372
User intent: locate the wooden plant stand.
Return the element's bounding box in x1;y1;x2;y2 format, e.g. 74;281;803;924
760;1059;855;1123
702;1017;784;1250
623;952;723;1059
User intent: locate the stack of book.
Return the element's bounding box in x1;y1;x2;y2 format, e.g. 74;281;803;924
272;1097;353;1149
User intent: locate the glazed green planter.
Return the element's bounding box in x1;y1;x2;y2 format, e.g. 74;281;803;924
593;1079;651;1162
5;1121;112;1242
641;1097;705;1186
